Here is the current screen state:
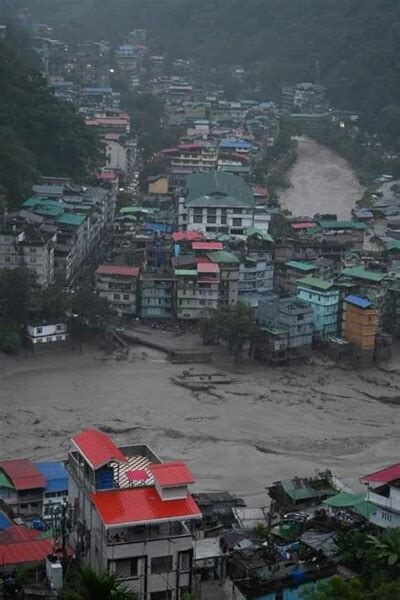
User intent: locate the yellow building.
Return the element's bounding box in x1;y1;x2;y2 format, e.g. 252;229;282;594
342;294;378;364
148;175;169;195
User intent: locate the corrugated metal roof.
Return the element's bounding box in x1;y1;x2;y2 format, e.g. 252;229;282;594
91;487;201;527
360;462;400;484
297;276;335;291
344;294;373;309
71;429;128;470
175;269;198;276
342;267;385;282
0;460;45;491
285;260;317;272
186;171;254;207
197;263;220;274
0;512;12;530
150;462;195;486
0;524;41;544
57;213;86;226
0;539;54;566
207;250;240;264
319;220;367;230
192;241;223;251
172;230;205;242
96;264;139;277
35;462;68;494
0;471;14;489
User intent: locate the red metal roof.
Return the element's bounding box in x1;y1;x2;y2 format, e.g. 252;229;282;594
0;539;54;566
172;231;205;242
151;461;195;486
291;222;316;230
360;463;400;484
71;429;127;470
96;264;139;277
0;524;40;544
92;486;201;527
0;459;45;491
192;242;223;251
197;263;220;274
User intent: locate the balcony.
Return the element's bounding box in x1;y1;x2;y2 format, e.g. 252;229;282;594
107;521;191;546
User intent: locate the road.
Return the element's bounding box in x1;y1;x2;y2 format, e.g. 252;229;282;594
279;137;365;219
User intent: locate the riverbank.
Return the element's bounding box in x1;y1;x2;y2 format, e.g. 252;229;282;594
1;341;398;506
279;137;365;219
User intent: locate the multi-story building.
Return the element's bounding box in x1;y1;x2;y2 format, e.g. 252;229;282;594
238;253;274;296
140;275;176;320
297;277;339;340
0;226;56;286
27;322;68;347
310;221;366;257
383;279;400;338
68;428;201;599
361;463;400;529
207;250;240;307
179;171;270;236
176;263;220;320
162;142;218;181
35;461;68;520
0;459;45;517
276;260;318;294
257;295;313;359
342;294;378;365
95;265;139;317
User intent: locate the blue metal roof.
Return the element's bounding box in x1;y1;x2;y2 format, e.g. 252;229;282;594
344;294;373;309
219;138;252;149
0;512;12;530
35;462;68;494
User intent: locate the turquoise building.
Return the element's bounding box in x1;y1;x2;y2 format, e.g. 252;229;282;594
297;276;339;340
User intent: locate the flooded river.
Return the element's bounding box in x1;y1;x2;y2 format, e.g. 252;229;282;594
279;137;365;219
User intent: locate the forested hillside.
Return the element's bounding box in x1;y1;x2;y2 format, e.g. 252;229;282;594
0;39;102;208
22;0;400;134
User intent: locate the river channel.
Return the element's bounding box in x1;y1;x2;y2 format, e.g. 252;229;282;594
279;136;365;219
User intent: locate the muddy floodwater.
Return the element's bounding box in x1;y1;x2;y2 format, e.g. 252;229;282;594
279;137;365;219
1;345;399;505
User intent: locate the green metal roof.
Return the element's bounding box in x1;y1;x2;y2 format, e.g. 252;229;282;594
186;171;255;207
186;194;250;208
34;204;64;217
323;492;377;519
285;260;317;272
245;227;274;242
24;196;57;207
207;250;240;264
281;479;317;501
175;269;198;276
385;240;400;252
0;471;14;489
341;266;385;283
57;213;86;226
297;276;336;291
319;220;367;230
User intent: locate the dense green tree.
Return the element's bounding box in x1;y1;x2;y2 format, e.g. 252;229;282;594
202;303;257;359
367;529;400;567
302;576;365;600
0;267;39;324
68;285;114;333
60;566;138;600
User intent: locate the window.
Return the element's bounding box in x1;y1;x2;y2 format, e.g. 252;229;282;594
193;215;202;224
151;555;173;574
115;558;138;578
207;215;216;224
30;248;37;253
56;325;63;331
297;314;304;321
46;337;53;342
123;294;130;300
221;215;227;224
113;294;121;300
36;327;43;334
179;551;191;572
193;208;203;216
232;218;242;226
207;208;217;215
56;336;63;341
232;208;243;214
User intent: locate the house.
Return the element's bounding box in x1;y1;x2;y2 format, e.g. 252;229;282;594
360;463;400;528
35;461;68;520
342;295;378;366
310;221;367;257
95;264;139;317
176;263;220;320
276;260;318;294
179;171;270;236
238;253;274;307
0;459;45;517
67;429;201;599
257;295;313;360
27;322;68;348
297;277;339;340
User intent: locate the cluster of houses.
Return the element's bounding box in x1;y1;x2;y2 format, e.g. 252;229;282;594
0;429;398;599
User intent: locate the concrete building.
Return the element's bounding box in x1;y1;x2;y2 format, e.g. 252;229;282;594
0;459;45;517
207;250;240;307
176;263;220;320
140;275;176;320
310;221;367;257
238;253;274;302
0;226;56;286
35;462;68;521
67;429;201;599
179;171;270;236
342;294;378;365
162;142;218;181
297;277;339;340
27;323;68;347
276;260;318;294
148;176;169;195
384;279;400;338
257;295;313;359
361;463;400;529
95;265;139;317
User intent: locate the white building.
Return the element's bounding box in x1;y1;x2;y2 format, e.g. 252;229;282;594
95;264;139;317
361;463;400;529
176;263;220;320
27;323;68;347
179;171;270;236
68;429;201;599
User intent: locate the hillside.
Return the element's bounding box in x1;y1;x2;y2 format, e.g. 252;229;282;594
0;38;102;208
